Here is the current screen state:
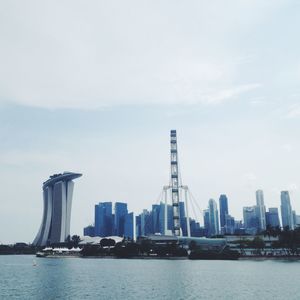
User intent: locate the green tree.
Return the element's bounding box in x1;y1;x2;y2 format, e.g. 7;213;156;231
71;235;81;247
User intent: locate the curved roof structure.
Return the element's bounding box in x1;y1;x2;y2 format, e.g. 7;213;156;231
43;172;82;188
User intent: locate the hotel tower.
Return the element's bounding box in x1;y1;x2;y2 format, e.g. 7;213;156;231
33;172;82;246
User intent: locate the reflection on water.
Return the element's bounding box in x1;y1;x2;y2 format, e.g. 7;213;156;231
1;255;300;299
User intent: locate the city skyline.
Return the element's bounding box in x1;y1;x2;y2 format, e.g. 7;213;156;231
1;1;300;243
84;188;299;240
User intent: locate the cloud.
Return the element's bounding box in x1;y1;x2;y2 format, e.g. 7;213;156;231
287;183;298;193
281;144;293;153
285;104;300;119
0;0;280;110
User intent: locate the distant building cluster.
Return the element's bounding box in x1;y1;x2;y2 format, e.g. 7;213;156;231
84;201;203;239
84;202;133;239
84;190;300;239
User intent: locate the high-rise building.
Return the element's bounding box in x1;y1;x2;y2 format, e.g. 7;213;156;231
114;202;128;236
179;201;187;236
219;194;228;233
94;202;113;237
33;172;82;246
224;214;235;235
243;206;259;235
208;199;219;236
158;202;166;235
265;208;280;228
167;204;174;232
140;209;152;236
152;204;160;234
124;212;134;239
84;225;95;237
281;191;294;230
190;220;203;237
203;209;210;237
135;215;141;237
292;210;297;228
256;190;266;231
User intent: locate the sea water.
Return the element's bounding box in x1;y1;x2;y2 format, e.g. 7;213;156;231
1;255;300;299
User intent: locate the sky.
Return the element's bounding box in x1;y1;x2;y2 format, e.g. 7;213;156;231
1;0;300;243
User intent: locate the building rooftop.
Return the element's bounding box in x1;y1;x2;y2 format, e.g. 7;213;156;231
43;172;82;187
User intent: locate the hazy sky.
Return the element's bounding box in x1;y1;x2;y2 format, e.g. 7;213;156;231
1;0;300;243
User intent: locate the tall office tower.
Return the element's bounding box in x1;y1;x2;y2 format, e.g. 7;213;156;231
256;190;266;231
135;215;141;238
179;201;187;236
167;204;174;232
208;199;220;236
170;130;181;236
140;209;152;236
219;194;229;232
158;202;166;234
243;206;259;235
234;220;243;234
124;212;134;240
224;214;235;235
94;202;113;237
281;191;294;230
190;220;202;237
265;208;280;228
114;202;128;236
152;204;160;234
33;172;82;246
203;209;210;237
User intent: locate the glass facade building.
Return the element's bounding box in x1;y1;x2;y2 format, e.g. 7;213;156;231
95;202;113;237
281;191;294;230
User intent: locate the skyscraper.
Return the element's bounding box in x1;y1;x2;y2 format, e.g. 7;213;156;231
158;202;166;235
140;209;152;236
243;206;259;235
167;204;174;232
265;208;280;228
124;212;134;239
219;194;228;232
179;201;187;236
256;190;266;231
114;202;128;236
135;215;141;238
152;204;160;234
224;214;235;234
33;172;82;246
281;191;294;230
208;199;219;236
203;209;210;237
94;202;113;237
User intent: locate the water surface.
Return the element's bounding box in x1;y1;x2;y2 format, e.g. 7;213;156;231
1;255;299;299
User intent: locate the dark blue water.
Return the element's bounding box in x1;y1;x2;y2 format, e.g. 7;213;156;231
1;255;300;299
